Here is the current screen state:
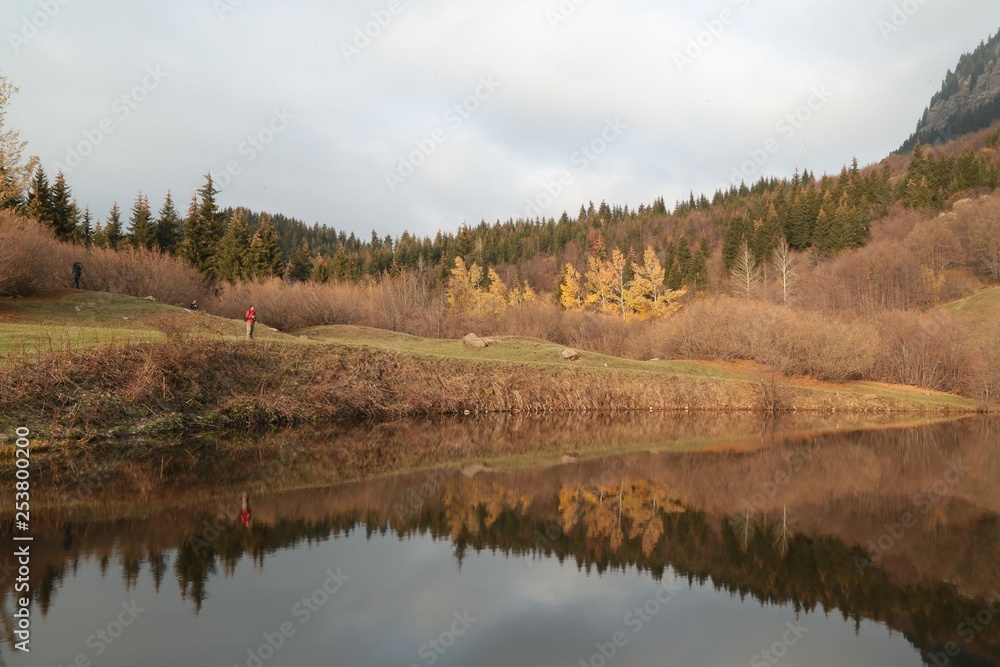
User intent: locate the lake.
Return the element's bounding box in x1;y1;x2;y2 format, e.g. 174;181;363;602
2;415;999;666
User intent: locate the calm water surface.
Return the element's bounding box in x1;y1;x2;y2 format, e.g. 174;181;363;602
2;416;999;666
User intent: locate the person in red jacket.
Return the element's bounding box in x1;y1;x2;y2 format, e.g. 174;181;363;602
245;305;256;339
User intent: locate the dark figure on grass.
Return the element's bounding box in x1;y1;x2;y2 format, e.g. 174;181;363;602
72;261;82;289
189;299;199;311
245;305;256;339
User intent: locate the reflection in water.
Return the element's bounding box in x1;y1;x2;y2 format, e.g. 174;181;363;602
1;417;999;666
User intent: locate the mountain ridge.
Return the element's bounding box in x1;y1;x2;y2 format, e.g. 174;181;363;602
900;29;1000;151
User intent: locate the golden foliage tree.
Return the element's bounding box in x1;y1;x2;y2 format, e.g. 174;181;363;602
558;263;584;311
446;257;485;315
627;246;685;320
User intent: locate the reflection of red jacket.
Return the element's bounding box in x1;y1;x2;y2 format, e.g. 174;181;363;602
245;309;256;323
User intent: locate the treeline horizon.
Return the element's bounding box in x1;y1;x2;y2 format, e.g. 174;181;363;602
14;124;1000;294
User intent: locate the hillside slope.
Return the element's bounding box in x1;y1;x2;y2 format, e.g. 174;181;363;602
901;29;1000;151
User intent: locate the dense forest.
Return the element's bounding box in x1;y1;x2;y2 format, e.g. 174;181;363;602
14;132;1000;294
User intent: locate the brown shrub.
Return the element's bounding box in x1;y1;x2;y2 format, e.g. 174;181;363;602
798;240;932;316
80;246;207;305
876;310;980;393
206;279;373;331
658;297;879;382
0;212;207;304
0;212;68;295
952;194;1000;282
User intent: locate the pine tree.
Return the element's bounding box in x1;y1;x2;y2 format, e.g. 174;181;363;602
311;254;332;283
283;240;313;282
91;220;107;249
181;174;226;277
129;193;155;249
49;172;78;240
685;238;710;291
248;215;284;279
155;191;182;254
26;167;53;227
104;203;125;250
214;208;251;282
77;207;93;246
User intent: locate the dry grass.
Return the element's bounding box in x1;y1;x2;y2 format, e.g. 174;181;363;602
0;334;971;445
0;212;207;304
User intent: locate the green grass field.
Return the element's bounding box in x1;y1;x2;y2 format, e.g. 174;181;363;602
0;289;979;411
944;285;1000;352
0;289;294;354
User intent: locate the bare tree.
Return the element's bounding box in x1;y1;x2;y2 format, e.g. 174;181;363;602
730;240;759;300
771;237;797;305
0;75;39;207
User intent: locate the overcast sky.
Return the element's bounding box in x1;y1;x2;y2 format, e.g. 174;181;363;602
2;0;996;239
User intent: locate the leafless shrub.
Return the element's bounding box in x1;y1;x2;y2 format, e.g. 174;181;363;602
206;278;371;331
876;310;980;393
0;212;206;304
659;297;879;382
799;240;932;317
0;212;67;295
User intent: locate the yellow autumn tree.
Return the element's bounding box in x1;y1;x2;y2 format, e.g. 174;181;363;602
558;263;584;311
508;276;537;309
627;246;686;320
586;248;629;319
446;257;486;316
484;267;509;314
584;253;615;314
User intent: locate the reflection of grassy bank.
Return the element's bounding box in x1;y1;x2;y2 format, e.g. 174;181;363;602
11;412;977;511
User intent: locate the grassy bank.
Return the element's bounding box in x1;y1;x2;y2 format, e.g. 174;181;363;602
0;291;976;448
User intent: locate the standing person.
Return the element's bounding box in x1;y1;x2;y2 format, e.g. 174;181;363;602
245;305;256;339
71;261;82;289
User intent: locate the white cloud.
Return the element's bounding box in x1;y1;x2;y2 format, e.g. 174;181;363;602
2;0;996;235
